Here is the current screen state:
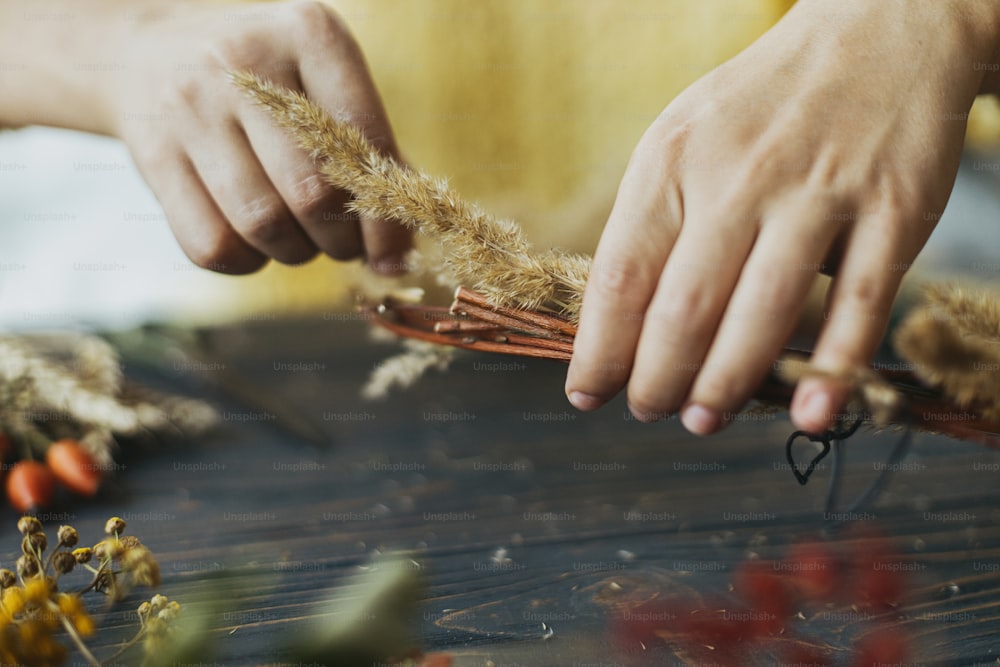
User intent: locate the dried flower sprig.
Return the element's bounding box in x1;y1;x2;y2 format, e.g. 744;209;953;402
0;333;218;511
362;338;455;401
0;515;178;667
232;71;590;319
894;283;1000;420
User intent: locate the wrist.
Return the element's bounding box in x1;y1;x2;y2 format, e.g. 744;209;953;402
944;0;1000;95
0;1;152;135
780;0;1000;101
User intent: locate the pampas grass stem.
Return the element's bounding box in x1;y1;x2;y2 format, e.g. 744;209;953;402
232;71;590;320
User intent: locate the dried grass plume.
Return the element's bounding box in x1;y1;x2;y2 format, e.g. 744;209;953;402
231;71;590;320
893;283;1000;419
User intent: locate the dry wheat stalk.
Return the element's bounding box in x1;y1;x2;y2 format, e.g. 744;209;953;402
232;71;590;320
0;335;218;464
773;355;902;428
362;339;454;400
894;283;1000;420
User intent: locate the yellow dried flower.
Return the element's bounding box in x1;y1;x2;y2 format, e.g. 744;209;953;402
17;516;42;536
23;577;51;603
18;618;67;663
57;593;95;638
105;516;127;536
52;551;76;575
56;525;79;548
118;535;142;551
2;586;26;616
0;512;180;665
140;595;182;662
94;539;124;561
16;554;39;579
26;531;47;553
122;546;161;588
149;593;168;613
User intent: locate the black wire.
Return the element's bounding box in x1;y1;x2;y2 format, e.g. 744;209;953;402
784;415;862;486
783;409;912;528
832;407;913;522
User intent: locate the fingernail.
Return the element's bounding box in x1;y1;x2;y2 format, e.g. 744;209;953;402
568;391;605;411
799;390;832;431
372;254;407;276
627;403;671;423
681;404;720;436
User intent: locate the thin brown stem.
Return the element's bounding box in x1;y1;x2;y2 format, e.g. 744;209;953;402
100;625;147;664
60;611;100;667
450;300;573;342
454;287;578;337
495;333;575;355
433;320;506;333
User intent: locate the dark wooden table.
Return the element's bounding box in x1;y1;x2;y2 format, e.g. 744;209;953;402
9;318;1000;666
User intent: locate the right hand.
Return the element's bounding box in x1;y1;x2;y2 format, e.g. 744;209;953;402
107;1;410;274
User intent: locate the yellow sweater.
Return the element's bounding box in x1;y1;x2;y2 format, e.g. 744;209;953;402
216;0;998;318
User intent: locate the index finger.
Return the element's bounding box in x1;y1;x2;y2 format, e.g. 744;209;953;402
565;147;682;410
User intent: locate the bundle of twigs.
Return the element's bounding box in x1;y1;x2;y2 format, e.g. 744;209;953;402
235;72;1000;449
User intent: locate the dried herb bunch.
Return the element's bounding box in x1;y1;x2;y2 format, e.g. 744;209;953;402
0;334;217;511
894;283;1000;420
232;72;590;319
0;516;179;667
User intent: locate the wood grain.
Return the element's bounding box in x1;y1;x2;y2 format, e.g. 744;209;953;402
6;319;999;666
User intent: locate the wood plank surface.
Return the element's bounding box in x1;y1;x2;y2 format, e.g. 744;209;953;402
6;318;1000;666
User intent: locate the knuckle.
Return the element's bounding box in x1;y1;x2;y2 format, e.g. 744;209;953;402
841;278;884;314
163;69;205;112
626;385;675;421
693;367;745;410
286;173;335;221
287;1;352;49
162;46;236;112
590;262;632;299
648;283;715;332
322;234;363;261
182;235;264;275
587;258;653;321
234;196;290;246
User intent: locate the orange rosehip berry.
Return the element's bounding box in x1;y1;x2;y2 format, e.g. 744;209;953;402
6;461;56;513
45;439;101;496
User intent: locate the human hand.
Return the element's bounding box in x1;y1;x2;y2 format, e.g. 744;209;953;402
105;1;409;274
566;0;1000;435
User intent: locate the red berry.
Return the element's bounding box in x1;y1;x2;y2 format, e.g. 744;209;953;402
851;540;905;609
45;439;101;496
677;608;755;647
784;541;840;603
732;561;793;634
419;654;453;667
852;626;909;667
6;461;56;513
